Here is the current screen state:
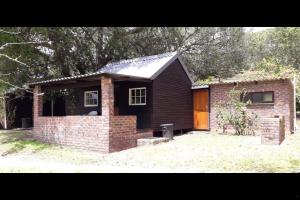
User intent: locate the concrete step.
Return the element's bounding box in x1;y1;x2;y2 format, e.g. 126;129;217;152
137;137;170;146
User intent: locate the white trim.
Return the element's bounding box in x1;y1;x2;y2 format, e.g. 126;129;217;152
84;90;98;107
150;52;180;80
150;52;194;84
191;85;209;89
177;56;194;84
129;87;146;106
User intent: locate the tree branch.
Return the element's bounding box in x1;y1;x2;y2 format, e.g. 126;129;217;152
0;53;30;67
0;79;33;94
0;29;20;35
0;73;11;76
0;41;49;50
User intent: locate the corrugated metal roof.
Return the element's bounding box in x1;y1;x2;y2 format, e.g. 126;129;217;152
28;51;183;86
28;71;103;86
191;85;209;89
98;51;179;79
192;76;291;89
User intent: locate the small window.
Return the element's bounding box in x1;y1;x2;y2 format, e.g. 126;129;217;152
84;91;98;107
129;87;146;105
241;91;274;104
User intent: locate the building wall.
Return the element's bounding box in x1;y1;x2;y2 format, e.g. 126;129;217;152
33;77;139;153
152;59;193;131
210;79;295;134
64;85;101;115
116;81;152;129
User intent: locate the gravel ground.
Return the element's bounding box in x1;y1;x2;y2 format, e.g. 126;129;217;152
0;130;300;172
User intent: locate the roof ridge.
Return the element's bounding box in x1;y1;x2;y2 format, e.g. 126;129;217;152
104;51;178;67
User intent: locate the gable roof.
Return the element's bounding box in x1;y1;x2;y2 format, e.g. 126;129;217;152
98;51;193;82
28;51;193;86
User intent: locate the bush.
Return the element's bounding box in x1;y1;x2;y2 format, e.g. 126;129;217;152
215;88;258;135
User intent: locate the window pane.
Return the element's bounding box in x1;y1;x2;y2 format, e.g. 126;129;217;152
131;96;135;104
91;92;98;99
252;93;262;103
131;90;135;97
263;93;273;102
136;97;140;104
141;89;145;96
136;89;140;96
85;91;98;106
141;96;146;104
241;93;251;103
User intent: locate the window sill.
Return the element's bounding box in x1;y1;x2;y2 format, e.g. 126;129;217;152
84;105;99;107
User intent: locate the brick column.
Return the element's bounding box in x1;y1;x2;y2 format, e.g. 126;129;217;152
33;86;43;118
101;76;114;117
33;85;43;129
261;117;285;145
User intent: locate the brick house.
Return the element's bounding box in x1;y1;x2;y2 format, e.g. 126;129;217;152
29;51;296;152
192;77;296;136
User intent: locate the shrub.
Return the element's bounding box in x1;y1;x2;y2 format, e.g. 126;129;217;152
215;88;258;135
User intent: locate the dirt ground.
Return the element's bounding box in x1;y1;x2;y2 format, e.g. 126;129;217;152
0;128;300;173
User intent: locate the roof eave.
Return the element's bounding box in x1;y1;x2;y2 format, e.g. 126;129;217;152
27;72;152;87
150;51;180;80
192;77;292;88
149;52;194;84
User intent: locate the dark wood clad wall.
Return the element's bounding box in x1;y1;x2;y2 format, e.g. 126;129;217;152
116;81;152;129
65;86;101;115
152;59;193;131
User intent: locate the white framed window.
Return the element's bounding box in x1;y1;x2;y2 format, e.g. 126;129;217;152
129;87;146;105
84;91;98;107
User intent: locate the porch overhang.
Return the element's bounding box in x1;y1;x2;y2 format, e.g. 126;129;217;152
28;72;152;90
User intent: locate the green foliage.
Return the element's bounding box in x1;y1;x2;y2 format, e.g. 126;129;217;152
0;27;247;88
215;88;258;135
183;27;246;81
245;27;300;70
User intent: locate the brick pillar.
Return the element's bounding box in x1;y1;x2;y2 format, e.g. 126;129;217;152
261;117;285;145
33;85;43;129
101;76;114;117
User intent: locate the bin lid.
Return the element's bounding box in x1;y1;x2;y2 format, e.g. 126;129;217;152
160;123;174;126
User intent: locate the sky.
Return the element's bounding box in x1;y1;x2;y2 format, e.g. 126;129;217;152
244;27;273;32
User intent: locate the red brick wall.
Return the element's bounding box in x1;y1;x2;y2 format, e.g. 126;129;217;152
210;79;295;135
109;116;137;152
32;76;140;153
33;116;110;152
261;117;285;145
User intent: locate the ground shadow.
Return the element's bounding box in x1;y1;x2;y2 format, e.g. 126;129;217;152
0;131;50;156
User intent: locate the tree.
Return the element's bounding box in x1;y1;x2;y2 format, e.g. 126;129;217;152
182;27;246;81
244;27;300;70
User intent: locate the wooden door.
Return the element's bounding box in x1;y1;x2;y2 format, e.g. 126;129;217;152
193;89;209;130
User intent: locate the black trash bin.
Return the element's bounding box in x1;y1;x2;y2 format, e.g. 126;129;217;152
21;118;32;128
160;124;174;140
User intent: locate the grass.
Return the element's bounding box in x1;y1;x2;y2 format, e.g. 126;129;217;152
0;131;51;156
0;123;300;172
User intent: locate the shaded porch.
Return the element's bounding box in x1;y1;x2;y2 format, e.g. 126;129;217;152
32;74;153;153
